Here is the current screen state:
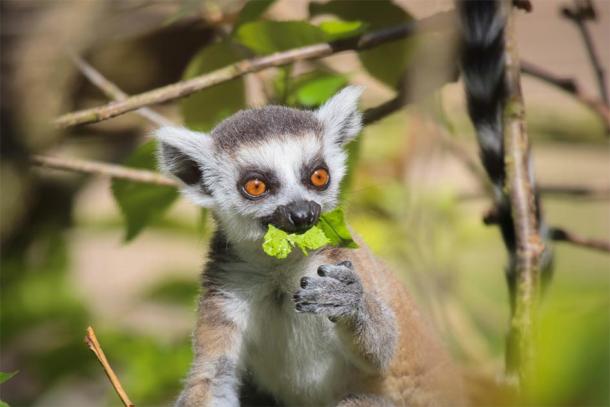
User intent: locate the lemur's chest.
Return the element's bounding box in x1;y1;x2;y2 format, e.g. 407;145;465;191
224;261;351;405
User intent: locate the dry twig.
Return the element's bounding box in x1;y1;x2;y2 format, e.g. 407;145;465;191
69;53;173;127
502;0;544;382
550;227;610;253
521;60;610;133
561;0;608;104
31;154;177;187
54;12;451;128
85;326;135;407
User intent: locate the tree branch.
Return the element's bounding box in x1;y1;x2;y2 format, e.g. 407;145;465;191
561;0;608;104
550;227;610;253
85;326;135;407
31;154;178;187
502;1;544;382
521;60;610;133
54;12;452;128
69;53;173;127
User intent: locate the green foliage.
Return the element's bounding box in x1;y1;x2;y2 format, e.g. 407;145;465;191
235;21;326;55
287;72;347;107
262;208;357;259
144;277;200;308
102;332;192;406
181;40;246;132
0;371;18;406
112;141;179;242
318;20;367;40
235;18;365;56
310;0;415;87
262;224;330;259
316;208;358;248
0;371;17;385
234;0;276;28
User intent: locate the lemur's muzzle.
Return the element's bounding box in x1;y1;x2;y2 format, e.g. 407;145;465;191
265;200;321;234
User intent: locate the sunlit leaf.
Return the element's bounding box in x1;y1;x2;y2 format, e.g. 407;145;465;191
317;208;358;248
287;72;347;107
0;371;17;384
181;40;246;132
234;0;275;28
318;20;366;40
111;141;179;242
310;0;415;87
235;20;326;55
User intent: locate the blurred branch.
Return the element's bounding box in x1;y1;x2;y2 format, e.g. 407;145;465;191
31;154;178;187
550;227;610;253
85;326;135;407
502;1;544;382
561;0;609;104
69;53;173;127
521;60;610;133
54;11;452;128
484;209;610;253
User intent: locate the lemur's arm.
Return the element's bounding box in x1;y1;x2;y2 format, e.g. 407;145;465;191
176;291;242;407
293;261;397;373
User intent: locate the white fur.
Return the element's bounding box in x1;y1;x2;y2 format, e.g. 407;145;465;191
316;85;364;146
215;253;353;406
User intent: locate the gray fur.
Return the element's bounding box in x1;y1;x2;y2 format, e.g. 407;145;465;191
210;105;322;153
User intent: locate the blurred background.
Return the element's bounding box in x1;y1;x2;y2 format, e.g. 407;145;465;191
1;0;608;406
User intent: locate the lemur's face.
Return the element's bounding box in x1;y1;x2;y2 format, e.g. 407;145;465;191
155;86;362;243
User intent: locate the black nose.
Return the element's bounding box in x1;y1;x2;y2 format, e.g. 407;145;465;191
270;200;321;234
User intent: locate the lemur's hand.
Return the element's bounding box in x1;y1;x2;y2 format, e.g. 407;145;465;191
293;261;363;321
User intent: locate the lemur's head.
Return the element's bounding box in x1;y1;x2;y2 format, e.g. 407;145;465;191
155;86;362;243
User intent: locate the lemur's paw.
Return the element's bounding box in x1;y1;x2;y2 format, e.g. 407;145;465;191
293;261;363;321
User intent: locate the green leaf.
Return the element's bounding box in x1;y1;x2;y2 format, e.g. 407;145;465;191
262;209;357;259
318;20;366;41
112;141;179;241
317;208;358;248
0;371;17;384
235;21;326;55
0;400;9;407
289;226;330;255
310;0;415;87
287;72;348;107
235;0;276;28
181;40;246;131
262;225;293;259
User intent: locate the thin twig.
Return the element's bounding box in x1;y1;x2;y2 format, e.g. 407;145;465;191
69;53;173;127
85;326;135;407
550;227;610;253
502;0;544;382
54;12;452;128
521;60;610;133
484;208;610;253
31;154;178;187
561;0;608;104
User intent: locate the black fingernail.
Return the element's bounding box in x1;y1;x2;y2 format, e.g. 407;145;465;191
317;266;326;276
300;277;309;288
339;260;353;269
296;303;303;311
293;294;300;302
328;316;337;323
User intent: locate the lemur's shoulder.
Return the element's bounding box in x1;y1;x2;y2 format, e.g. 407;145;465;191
319;236;466;406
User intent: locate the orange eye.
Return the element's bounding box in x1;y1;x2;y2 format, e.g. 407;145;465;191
243;178;267;197
310;168;330;188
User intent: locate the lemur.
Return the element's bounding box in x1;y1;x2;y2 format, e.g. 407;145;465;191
154;86;465;406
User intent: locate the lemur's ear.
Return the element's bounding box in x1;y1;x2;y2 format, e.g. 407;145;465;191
316;85;363;146
154;126;215;207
